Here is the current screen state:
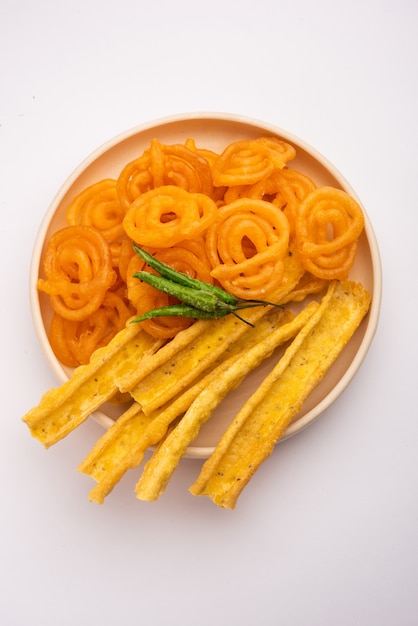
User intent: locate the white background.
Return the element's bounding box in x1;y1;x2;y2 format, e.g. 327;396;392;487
1;1;417;625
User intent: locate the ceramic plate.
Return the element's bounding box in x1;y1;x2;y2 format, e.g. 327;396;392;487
30;113;382;459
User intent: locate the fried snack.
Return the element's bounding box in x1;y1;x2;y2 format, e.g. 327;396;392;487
184;137;220;170
205;198;290;299
129;247;305;414
212;137;295;187
270;169;317;233
49;291;134;366
37;225;116;322
78;402;153;483
190;280;371;509
295;187;365;280
116;150;154;210
114;318;213;394
117;140;214;209
123;185;218;248
22;323;163;447
66;179;125;243
135;301;320;502
79;307;294;503
153;140;214;197
283;272;328;303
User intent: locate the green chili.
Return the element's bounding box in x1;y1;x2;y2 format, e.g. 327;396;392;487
132;242;237;305
130;304;256;327
130;243;284;327
134;271;232;313
132;242;283;308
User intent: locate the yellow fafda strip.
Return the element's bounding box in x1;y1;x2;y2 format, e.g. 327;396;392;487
79;308;294;504
22;323;163;447
135;301;321;502
190;280;371;509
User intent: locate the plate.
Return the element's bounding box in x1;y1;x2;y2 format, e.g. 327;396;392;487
30;112;382;459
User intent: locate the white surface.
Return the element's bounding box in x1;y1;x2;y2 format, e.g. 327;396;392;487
1;1;416;625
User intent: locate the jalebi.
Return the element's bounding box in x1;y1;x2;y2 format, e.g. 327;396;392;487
205;198;290;299
123;185;218;248
49;290;133;366
66;179;125;243
37;225;116;321
295;186;365;279
38;135;366;367
212;137;295;187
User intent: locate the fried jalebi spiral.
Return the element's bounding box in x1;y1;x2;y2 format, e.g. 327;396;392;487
123;185;218;248
223;184;253;204
274;169;317;232
117;140;214;210
184;137;220;169
38;134;366;369
66;179;125;243
205;198;290;299
295;187;365;280
212;137;295;187
49;290;133;366
155;140;214;197
117;150;154;210
223;168;316;227
37;225;116;321
118;236;137;283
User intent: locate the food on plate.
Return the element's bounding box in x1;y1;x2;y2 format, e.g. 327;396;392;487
37;224;116;322
66;178;125;243
135;301;320;502
123;185;218;247
129;248;305;415
211;136;296;186
130;244;287;326
79;306;295;504
190;280;371;508
23;133;371;507
22;323;162;447
117;138;214;210
205;198;290;299
295;186;365;280
36;136;366;366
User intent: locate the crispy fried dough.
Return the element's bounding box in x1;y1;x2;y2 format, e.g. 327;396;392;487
22;323;163;447
135;302;320;501
80;308;294;503
190;280;371;509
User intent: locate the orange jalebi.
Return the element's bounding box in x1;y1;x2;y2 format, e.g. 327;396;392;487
295;186;365;280
117;139;214;210
205;198;290;299
66;179;125;243
37;225;116;322
116;150;154;210
222;168;316;233
49;290;133;366
122;185;218;248
39;135;366;367
212;137;295;187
